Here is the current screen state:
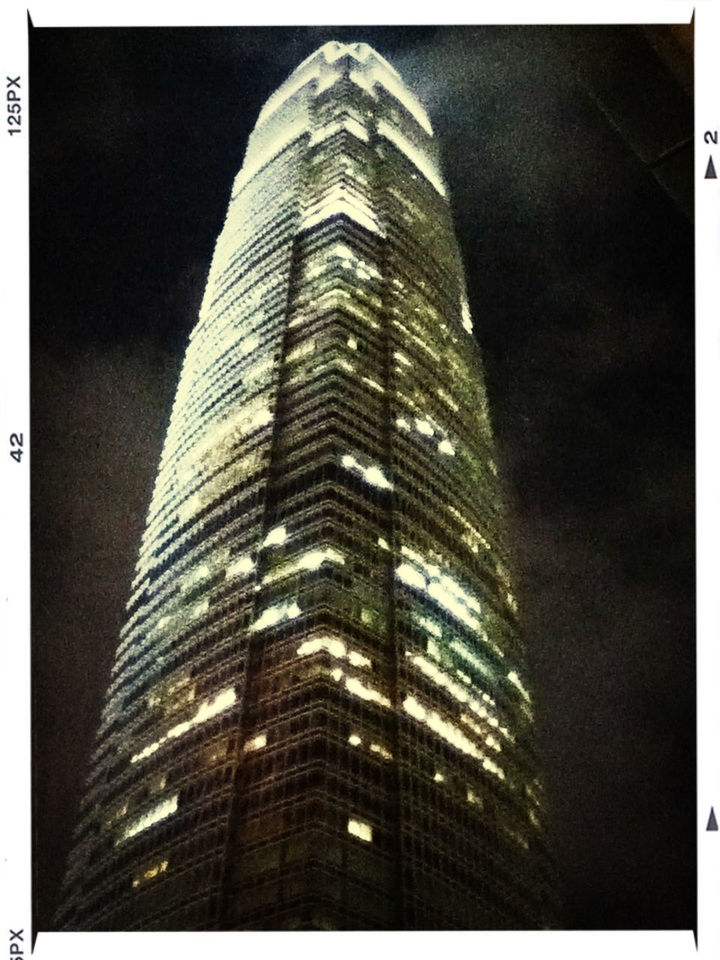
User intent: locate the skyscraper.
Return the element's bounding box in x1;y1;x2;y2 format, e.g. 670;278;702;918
56;40;553;931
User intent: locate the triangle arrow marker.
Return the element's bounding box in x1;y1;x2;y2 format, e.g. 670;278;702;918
705;156;717;179
707;807;718;831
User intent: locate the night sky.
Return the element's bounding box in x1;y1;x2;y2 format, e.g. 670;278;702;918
30;25;695;933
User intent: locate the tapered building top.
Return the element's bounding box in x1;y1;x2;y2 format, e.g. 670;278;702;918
57;41;555;931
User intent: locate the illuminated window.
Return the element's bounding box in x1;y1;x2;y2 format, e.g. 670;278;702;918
437;387;459;412
262;525;287;548
348;650;371;668
403;694;505;780
330;668;391;708
362;376;385;394
396;545;483;634
299;546;344;570
341;453;393;490
301;185;384;236
461;295;473;333
243;732;267;752
117;794;178;845
286;339;315;363
310;115;369;145
192;598;209;619
450;640;493;679
297;635;345;658
131;687;237;764
249;600;302;633
226;554;255;579
396;562;426;591
370;742;393;761
132;859;169;888
427;639;441;661
347;818;373;842
415;614;442;639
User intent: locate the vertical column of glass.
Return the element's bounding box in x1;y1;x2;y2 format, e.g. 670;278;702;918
56;124;303;933
221;63;399;931
367;88;542;926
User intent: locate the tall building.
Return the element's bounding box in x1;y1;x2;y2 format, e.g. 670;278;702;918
56;40;553;931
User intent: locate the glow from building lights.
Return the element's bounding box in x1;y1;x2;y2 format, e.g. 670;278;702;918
372;70;433;135
314;71;340;96
377;120;445;195
234;116;307;193
257;63;317;125
348;68;375;95
508;670;532;703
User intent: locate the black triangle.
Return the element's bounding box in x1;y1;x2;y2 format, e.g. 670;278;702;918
705;156;717;179
707;806;718;831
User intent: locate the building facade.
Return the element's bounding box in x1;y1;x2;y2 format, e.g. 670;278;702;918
57;41;553;931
